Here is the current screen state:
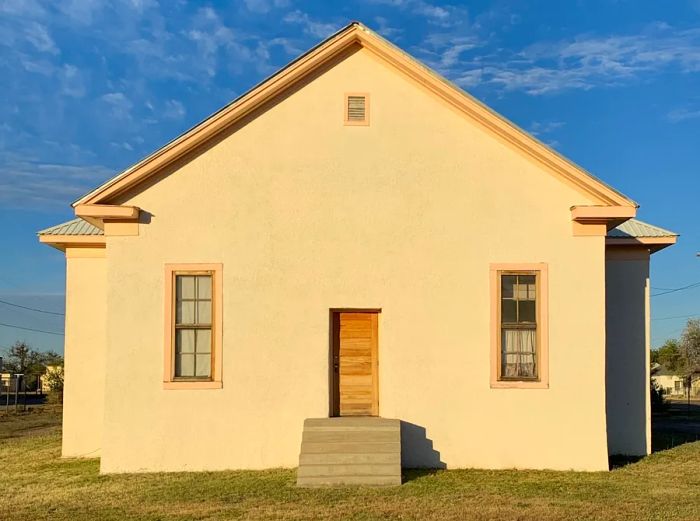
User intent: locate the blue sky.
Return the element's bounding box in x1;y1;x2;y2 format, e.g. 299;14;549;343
1;0;699;354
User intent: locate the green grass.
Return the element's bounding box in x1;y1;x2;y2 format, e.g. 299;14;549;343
1;408;699;520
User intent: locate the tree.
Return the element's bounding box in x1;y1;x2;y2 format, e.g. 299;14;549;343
1;341;64;391
652;339;683;370
679;318;700;373
2;341;44;374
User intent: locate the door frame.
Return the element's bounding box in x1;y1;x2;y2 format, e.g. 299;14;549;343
328;308;381;417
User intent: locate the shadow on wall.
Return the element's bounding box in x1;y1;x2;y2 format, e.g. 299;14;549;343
400;421;446;470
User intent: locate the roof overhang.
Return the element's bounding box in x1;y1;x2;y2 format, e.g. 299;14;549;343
71;22;638;210
74;204;140;230
38;234;106;252
570;205;637;237
605;235;678;253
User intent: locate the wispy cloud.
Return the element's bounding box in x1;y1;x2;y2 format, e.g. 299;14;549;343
283;10;338;39
424;24;700;95
0;152;114;208
667;107;700;123
529;120;565;136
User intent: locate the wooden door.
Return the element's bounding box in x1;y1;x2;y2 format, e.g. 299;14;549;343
332;312;379;417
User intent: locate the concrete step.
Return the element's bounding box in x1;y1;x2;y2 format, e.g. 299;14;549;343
302;429;399;443
299;452;400;465
297;417;402;487
303;418;400;430
297;463;400;478
297;475;402;487
300;441;400;454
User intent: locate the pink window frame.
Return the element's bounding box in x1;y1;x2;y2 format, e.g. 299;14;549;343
163;263;223;390
490;263;549;389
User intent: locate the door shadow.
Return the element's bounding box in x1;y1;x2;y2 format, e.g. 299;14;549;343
400;421;446;482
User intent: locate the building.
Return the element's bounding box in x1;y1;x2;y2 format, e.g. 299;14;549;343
38;22;677;479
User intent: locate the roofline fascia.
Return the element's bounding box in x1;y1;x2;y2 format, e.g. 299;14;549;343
38;235;106;252
606;236;678;253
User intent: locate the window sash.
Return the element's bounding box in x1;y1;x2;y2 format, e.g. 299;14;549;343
499;271;539;381
172;272;214;380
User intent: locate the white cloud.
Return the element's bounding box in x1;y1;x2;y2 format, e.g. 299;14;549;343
0;153;114;208
163;99;185;120
667;107;700;123
59;64;86;98
424;24;700;95
283;10;337;40
529;121;565;136
24;22;59;54
101;92;133;119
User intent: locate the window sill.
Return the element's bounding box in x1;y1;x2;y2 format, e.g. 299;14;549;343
491;380;548;389
163;380;222;390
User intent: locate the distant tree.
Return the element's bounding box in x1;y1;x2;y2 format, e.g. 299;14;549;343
679;319;700;373
1;341;64;391
652;339;683;371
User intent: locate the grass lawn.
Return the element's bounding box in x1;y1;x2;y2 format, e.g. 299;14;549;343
1;408;699;520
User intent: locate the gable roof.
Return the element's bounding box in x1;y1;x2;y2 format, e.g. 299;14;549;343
73;22;637;209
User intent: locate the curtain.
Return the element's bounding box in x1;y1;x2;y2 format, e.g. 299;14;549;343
502;329;536;378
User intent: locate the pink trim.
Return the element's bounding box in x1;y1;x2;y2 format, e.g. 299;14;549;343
163;263;223;390
570;205;636;221
489;263;549;389
163;381;223;390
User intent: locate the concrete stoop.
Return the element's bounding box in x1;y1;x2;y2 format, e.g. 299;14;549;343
296;417;402;487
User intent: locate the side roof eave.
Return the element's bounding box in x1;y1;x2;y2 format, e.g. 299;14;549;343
73;22;637;209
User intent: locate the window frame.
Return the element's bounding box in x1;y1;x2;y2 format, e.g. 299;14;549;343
344;93;370;126
163;263;223;390
490;263;549;389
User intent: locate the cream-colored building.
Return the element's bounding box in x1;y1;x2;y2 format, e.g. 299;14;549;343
38;23;677;474
652;366;700;397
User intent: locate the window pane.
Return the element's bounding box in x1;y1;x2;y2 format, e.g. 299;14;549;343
197;301;212;325
501;328;537;379
176;353;195;377
197;276;212;299
196;329;211;354
195;354;211;377
501;299;517;323
176;301;195;324
519;300;536;323
501;275;515;299
176;329;195;353
176;276;195;300
519;275;536;300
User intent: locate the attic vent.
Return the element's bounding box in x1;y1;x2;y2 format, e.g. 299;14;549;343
344;93;369;126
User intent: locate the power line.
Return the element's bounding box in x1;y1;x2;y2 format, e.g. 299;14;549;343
0;298;64;316
651;313;700;322
651;281;700;297
0;322;64;336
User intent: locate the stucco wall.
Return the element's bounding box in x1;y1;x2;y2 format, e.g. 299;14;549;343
605;246;650;456
62;247;106;458
99;46;610;473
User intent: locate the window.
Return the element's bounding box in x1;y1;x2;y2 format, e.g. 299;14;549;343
175;275;212;378
675;380;683;392
344;93;369;126
490;263;549;389
164;264;223;390
500;274;537;379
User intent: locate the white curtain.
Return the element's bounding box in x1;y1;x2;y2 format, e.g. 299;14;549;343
502;329;536;378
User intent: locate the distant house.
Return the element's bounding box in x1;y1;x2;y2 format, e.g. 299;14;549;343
37;22;677;479
652;364;700;397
